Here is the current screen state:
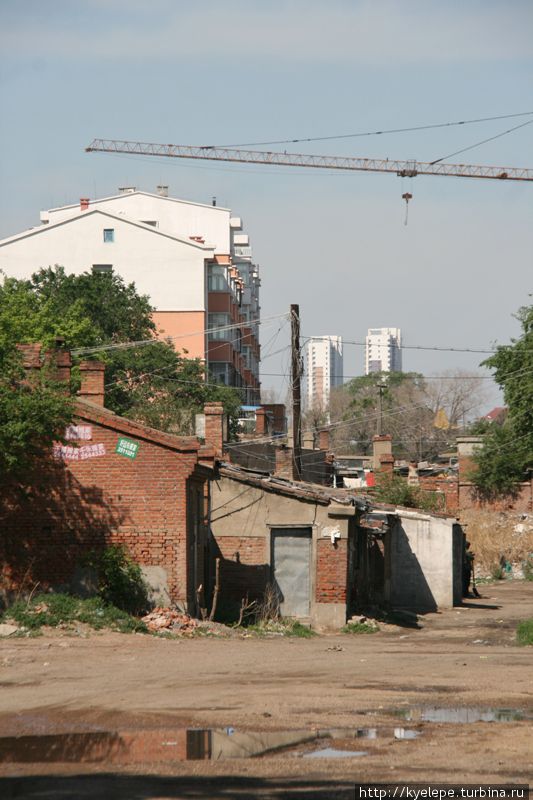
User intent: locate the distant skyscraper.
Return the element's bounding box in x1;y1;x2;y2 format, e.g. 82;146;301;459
306;336;343;410
365;328;402;375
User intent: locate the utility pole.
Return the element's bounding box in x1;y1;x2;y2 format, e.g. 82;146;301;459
290;304;302;481
377;381;387;436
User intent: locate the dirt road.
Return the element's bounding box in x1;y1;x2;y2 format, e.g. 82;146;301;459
0;581;532;799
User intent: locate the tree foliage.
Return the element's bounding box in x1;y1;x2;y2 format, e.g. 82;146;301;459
0;267;243;452
472;302;533;499
307;370;486;461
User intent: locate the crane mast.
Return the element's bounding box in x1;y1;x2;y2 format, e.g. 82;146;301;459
86;138;533;182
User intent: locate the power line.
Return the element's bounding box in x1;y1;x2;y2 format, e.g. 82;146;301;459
72;311;288;356
204;112;533;149
430;118;533;165
301;334;533;355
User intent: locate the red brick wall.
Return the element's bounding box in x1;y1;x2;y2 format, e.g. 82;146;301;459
213;536;269;603
418;476;459;513
0;416;203;605
316;538;347;604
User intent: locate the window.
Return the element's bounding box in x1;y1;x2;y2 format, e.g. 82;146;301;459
92;264;113;274
103;228;115;243
207;265;229;292
208;313;231;340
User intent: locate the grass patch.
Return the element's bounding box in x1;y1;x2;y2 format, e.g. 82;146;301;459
245;618;316;637
516;618;533;646
342;621;380;634
2;593;147;634
522;559;533;581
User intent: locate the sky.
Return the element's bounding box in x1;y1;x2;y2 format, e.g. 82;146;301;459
1;0;532;408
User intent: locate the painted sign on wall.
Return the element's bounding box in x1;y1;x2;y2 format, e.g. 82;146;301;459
116;437;139;459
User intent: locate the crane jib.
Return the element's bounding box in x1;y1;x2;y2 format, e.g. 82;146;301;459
85;139;533;182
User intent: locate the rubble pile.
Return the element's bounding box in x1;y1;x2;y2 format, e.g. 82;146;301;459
141;608;199;634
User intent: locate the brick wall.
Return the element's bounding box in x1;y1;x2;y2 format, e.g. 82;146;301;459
213;535;269;603
0;411;205;606
315;538;348;604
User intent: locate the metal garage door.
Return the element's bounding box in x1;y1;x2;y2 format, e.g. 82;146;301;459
271;528;311;618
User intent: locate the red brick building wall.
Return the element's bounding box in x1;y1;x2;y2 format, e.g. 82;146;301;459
0;401;211;607
315;538;348;604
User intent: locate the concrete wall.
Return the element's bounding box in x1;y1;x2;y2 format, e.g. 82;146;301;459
44;193;232;253
210;476;352;629
388;510;460;611
0;210;210;311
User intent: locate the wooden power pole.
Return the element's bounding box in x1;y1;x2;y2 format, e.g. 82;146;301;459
290;304;302;481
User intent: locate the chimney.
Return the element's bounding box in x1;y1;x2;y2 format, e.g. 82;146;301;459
318;428;330;452
302;430;314;449
157;185;169;197
78;361;105;406
44;338;72;389
456;436;483;481
204;402;225;455
372;434;392;471
379;453;395;474
255;407;267;437
407;461;419;486
274;444;293;480
80;198;90;211
17;342;42;370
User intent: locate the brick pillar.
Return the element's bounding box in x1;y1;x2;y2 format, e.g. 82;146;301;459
274;444;293;479
379;453;394;473
255;407;267;436
17;343;42;371
44;340;72;388
204;402;224;455
78;361;105;406
318;428;330;452
373;434;392;471
408;461;419;485
302;431;315;449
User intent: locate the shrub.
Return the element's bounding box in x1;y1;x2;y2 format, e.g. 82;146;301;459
372;473;442;512
522;558;533;581
85;545;149;615
516;618;533;646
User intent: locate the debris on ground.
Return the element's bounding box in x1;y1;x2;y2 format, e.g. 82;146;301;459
141;608;199;634
0;623;19;637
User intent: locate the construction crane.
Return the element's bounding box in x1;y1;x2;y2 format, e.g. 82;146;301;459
86;138;533;182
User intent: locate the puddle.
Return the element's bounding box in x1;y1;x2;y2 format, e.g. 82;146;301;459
0;728;320;764
394;728;420;739
304;747;367;759
0;723;424;765
393;707;528;723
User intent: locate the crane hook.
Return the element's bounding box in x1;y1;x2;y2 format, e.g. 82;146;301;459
402;191;413;226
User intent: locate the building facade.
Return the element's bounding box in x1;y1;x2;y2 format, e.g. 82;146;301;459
365;327;402;374
305;336;343;411
0;188;261;403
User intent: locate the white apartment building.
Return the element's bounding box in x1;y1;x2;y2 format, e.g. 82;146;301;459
365;327;402;374
0;187;261;402
305;336;343;411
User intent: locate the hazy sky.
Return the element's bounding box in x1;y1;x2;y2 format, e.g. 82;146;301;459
1;0;532;406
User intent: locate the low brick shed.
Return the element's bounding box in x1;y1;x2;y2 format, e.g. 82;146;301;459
0;399;213;609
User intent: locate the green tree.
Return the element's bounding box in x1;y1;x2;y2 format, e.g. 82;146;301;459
472;302;533;499
0;267;242;439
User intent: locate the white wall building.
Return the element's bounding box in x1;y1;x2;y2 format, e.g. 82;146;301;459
305;336;343;411
365;327;402;374
0;188;262;401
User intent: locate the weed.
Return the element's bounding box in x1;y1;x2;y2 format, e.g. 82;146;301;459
516;618;533;646
84;545;149;615
490;564;505;581
522;558;533;581
342;621;380;634
1;593;147;634
246;618;316;637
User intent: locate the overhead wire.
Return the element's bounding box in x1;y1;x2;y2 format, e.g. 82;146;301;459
430;118;533;165
203;111;533;149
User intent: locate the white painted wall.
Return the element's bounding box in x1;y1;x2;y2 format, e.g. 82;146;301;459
0;211;211;311
389;511;458;610
43;193;232;253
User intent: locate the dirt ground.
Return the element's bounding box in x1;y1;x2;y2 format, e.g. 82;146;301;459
0;580;532;799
